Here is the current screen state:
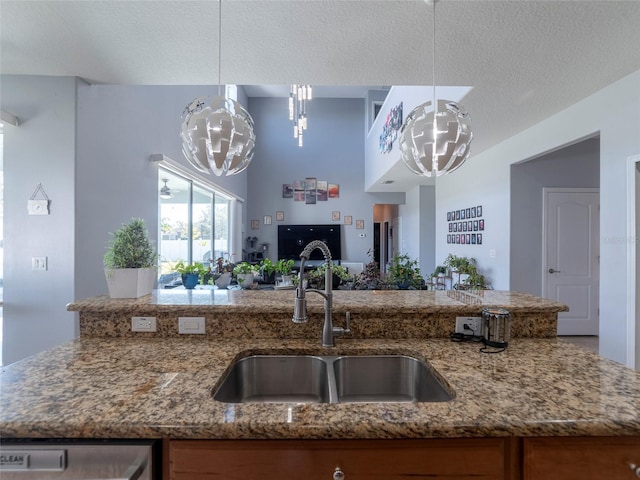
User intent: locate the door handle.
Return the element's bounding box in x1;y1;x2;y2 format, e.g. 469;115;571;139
548;268;561;274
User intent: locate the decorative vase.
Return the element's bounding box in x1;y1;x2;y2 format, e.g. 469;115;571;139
214;272;232;289
237;273;254;288
104;267;157;298
181;273;199;289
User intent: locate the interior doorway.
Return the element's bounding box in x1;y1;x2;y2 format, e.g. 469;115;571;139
542;188;600;335
373;204;399;274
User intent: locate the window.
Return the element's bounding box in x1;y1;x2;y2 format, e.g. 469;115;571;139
158;167;234;288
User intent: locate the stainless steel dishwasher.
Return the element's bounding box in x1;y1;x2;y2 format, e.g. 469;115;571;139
0;440;156;479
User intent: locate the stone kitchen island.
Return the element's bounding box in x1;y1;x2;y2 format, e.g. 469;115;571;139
2;289;639;479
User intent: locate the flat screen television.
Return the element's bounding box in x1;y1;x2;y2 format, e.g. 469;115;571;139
278;224;342;261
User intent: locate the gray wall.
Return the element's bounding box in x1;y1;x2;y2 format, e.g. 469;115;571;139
399;185;435;278
2;76;78;364
510;137;600;296
246;97;404;265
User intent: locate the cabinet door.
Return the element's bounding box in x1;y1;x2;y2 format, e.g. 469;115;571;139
523;436;640;480
169;438;509;480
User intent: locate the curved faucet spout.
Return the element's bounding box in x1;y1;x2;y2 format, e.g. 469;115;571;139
292;240;345;347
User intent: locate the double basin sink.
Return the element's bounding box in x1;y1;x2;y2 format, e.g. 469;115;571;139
213;354;453;404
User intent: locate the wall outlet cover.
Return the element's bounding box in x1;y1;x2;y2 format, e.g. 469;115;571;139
455;316;482;335
131;316;156;332
178;316;206;334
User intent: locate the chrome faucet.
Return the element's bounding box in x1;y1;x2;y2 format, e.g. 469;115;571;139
292;240;350;347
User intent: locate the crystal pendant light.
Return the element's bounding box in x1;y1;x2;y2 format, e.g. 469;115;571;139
289;84;312;147
399;0;473;177
180;0;256;176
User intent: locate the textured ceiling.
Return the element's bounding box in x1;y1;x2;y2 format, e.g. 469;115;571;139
2;0;640;189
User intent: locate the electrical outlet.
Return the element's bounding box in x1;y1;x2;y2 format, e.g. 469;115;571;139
178;316;205;334
131;316;156;332
455;316;482;335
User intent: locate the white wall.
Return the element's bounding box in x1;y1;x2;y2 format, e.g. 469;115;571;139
74;84;249;301
399;185;435;278
510;137;600;296
1;76;77;365
436;69;640;365
246;97;404;265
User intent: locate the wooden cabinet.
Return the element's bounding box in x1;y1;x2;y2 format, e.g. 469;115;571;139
168;438;514;480
523;436;640;480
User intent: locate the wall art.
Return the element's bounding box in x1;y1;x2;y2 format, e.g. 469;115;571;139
317;181;328;201
276;211;285;221
356;219;365;230
344;215;352;225
379;102;403;153
446;205;484;245
282;179;339;204
264;215;272;225
251;219;259;230
332;211;340;221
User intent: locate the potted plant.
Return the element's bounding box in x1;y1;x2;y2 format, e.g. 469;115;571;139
174;261;207;289
103;218;157;298
307;262;350;290
443;254;488;290
275;258;295;286
259;258;276;284
387;252;422;289
233;262;257;288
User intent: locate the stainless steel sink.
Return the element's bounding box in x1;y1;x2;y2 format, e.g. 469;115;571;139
332;355;452;403
213;354;452;404
213;355;330;403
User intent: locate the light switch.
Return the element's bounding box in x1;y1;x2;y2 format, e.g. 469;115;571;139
178;317;206;334
32;256;47;271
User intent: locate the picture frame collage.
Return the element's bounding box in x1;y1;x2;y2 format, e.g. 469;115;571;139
446;205;484;245
282;178;339;204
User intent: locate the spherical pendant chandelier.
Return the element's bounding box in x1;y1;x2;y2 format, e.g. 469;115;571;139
180;0;256;176
399;0;473;177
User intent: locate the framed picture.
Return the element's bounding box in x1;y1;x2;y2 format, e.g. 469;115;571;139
479;219;485;230
282;184;293;198
458;222;462;231
461;234;466;244
473;220;479;231
449;223;453;232
328;183;340;198
276;211;285;221
317;181;328;201
456;234;460;244
305;177;317;205
251;219;259;230
471;206;476;218
471;233;477;244
477;233;483;244
332;211;340;221
466;208;471;218
293;180;305;202
356;219;365;230
447;234;452;243
344;215;352;225
461;209;466;219
452;223;457;232
264;215;272;225
455;210;460;220
463;222;467;232
447;212;452;221
477;205;483;217
468;220;472;230
466;234;471;244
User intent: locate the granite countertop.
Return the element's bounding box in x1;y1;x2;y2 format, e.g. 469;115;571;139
67;289;570;315
2;336;639;440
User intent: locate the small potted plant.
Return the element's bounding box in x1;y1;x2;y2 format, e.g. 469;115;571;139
275;258;295;286
308;262;351;290
103;218;158;298
387;252;423;289
174;261;207;289
233;261;257;288
259;258;276;284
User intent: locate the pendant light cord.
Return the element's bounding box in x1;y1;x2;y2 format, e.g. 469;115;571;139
218;0;222;96
432;0;436;111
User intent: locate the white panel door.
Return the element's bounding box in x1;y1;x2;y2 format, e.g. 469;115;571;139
543;188;599;335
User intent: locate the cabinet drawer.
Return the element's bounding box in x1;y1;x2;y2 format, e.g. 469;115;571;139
169;438;509;480
523;436;640;480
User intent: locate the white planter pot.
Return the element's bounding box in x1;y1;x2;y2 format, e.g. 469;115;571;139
214;272;232;289
237;273;254;288
104;267;156;298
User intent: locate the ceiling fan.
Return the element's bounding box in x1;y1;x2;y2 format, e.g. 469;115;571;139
160;178;174;199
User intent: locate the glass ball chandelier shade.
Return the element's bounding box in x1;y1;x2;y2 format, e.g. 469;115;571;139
289;84;312;147
399;99;473;177
181;96;256;176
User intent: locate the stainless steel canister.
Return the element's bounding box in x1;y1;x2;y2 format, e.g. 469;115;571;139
481;308;511;348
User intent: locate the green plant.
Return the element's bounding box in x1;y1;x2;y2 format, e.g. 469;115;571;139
432;265;447;277
275;259;295;275
387;253;422;289
174;261;208;276
103;218;157;269
233;262;256;275
307;262;350;289
259;258;276;276
442;254;488;289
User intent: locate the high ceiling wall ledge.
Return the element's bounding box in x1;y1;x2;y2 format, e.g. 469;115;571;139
1;109;19;126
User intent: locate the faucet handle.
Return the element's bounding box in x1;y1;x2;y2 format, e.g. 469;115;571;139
345;311;351;334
